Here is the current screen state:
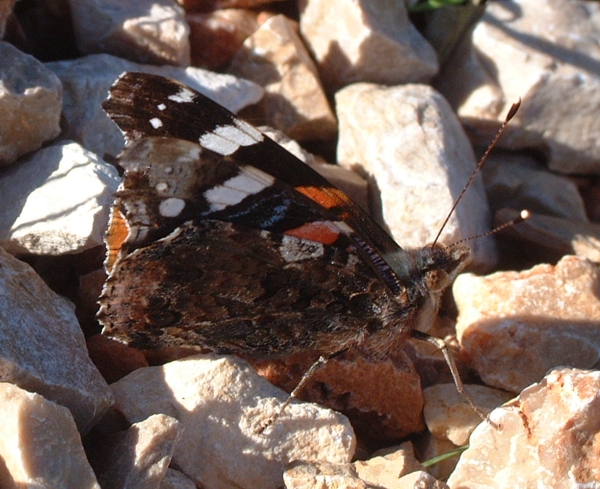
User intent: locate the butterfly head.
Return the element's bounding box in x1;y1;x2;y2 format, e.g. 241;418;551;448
399;243;470;335
419;244;471;293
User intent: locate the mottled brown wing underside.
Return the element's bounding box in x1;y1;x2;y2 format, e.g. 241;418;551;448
99;220;415;358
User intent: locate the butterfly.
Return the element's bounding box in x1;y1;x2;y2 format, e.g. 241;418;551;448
97;72;483;429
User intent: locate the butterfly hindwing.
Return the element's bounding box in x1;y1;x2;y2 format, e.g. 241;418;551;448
100;218;416;358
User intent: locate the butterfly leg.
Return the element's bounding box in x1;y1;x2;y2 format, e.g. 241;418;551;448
410;330;498;428
257;350;347;434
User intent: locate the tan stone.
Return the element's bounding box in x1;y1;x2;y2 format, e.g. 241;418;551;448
0;247;113;432
111;354;355;489
228;14;336;142
423;384;513;445
354;442;425;488
187;9;261;70
160;469;197;489
87;334;149;384
299;0;438;90
284;460;371;489
253;349;425;444
68;0;190;66
396;471;448;489
447;368;600;488
0;42;62;166
0;383;100;488
336;82;496;271
418;433;464;482
455;255;600;393
94;414;182;489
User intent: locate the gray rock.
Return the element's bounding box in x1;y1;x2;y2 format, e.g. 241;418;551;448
0;140;120;255
46;53;264;158
451;0;600;174
68;0;190;66
0;247;113;432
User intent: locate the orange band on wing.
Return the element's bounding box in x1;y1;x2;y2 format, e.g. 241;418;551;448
105;208;130;273
285;221;340;245
295;186;351;210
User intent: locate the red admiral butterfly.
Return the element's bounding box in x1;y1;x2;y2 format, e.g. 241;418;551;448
98;72;495;425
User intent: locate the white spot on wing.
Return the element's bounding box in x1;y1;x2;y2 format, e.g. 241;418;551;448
157;103;166;111
204;165;274;211
149;117;163;129
333;220;354;235
168;87;196;103
155;182;169;193
199;120;264;156
159;198;185;217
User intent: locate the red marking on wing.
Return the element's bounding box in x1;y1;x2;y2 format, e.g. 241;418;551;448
284;221;340;245
295;186;352;211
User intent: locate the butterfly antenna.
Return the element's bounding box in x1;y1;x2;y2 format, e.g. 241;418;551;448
431;99;521;248
450;209;530;248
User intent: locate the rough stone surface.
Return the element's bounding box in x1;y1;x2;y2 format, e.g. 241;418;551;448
448;368;600;488
0;41;62;166
253;349;425;444
482;152;588;221
423;383;513;445
455;255;600;393
0;382;101;488
495;208;600;264
46;53;263;158
228;14;336;142
0;247;113;432
87;334;150;384
298;0;438;91
0;140;120;255
396;471;448;489
419;433;464;482
68;0;190;66
284;460;371;489
336;82;496;270
453;0;600;174
110;354;355;489
94;414;182;489
187;8;261;70
159;469;197;489
354;442;425;488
